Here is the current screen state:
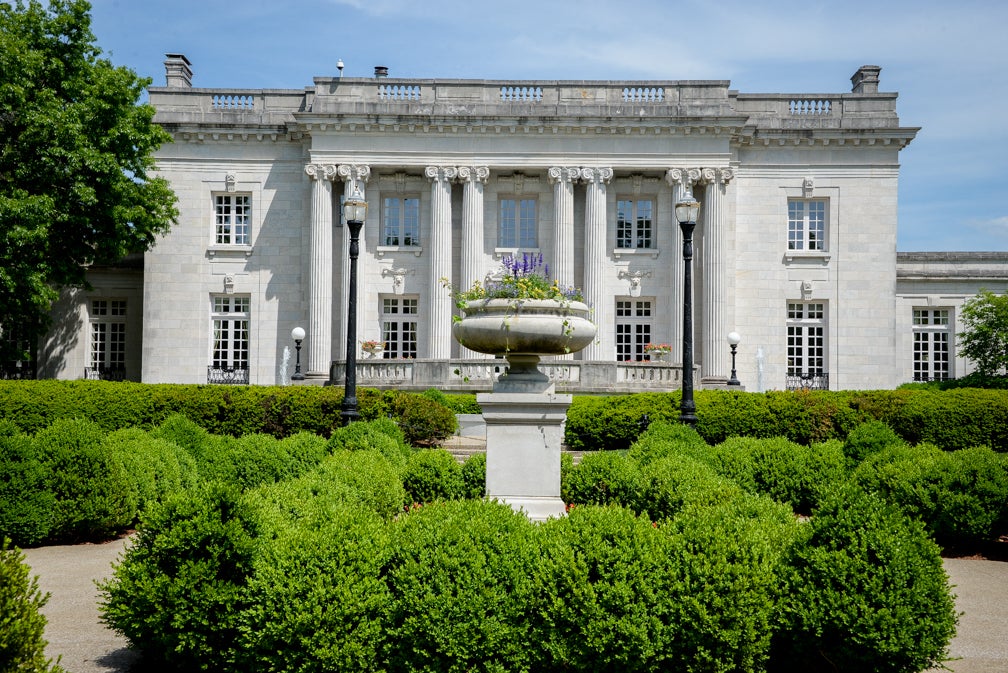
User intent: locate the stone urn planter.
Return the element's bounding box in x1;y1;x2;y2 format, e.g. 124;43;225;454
452;298;596;392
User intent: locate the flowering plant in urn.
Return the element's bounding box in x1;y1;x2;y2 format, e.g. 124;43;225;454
446;254;596;392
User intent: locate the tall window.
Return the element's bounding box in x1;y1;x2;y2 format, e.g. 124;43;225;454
787;199;826;251
912;308;951;381
615;299;653;361
382;196;421;246
88;299;126;378
215;194;251;245
500;198;537;248
382;297;418;359
616;199;654;249
210;295;250;382
787;301;828;389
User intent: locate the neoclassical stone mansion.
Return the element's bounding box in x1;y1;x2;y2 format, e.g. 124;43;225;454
22;57;1008;391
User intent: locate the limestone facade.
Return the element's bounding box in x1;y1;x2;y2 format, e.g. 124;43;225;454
28;58;1008;391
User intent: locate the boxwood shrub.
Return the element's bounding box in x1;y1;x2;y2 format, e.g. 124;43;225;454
0;539;63;673
460;452;486;500
561;451;641;508
401;449;464;504
636;454;742;521
0;432;55;546
771;484;957;673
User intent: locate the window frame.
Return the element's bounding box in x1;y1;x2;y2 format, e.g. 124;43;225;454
209;295;251;382
615;197;655;250
786;301;828;389
213;193;252;246
615;298;654;362
381;296;419;360
88;299;127;377
912;307;952;382
380;195;422;248
498;196;538;250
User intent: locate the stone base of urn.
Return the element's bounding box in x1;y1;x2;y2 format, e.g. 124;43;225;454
478;390;570;522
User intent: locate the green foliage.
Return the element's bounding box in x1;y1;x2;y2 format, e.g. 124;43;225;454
0;0;178;342
328;418;411;469
102;428;198;515
391;392;457;446
854;443;1008;546
714;436;848;513
384;500;538;673
958;289;1008;376
627;420;712;467
275;431;329;478
562;451;641;507
460;452;486;500
33;418;135;540
637;454;742;521
564;393;678;452
402;449;464;504
421;389;482;414
238;507;391;673
0;539;64;673
772;484;958;673
99;483;259;672
885;389;1008;449
0;433;54;546
844;420;905;465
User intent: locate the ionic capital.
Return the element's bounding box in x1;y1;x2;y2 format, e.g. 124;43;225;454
548;166;581;185
304;163;337;181
665;167;702;190
579;166;613;184
457;166;489;184
702;167;734;185
337;164;371;183
425;165;458;183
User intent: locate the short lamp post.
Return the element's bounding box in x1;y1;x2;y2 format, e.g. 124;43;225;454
727;331;741;387
290;326;305;382
675;195;701;428
341;186;368;425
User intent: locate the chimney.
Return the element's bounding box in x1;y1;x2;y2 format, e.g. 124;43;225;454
164;53;193;88
850;65;881;94
374;65;389;79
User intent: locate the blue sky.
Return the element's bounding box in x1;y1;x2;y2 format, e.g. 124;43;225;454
89;0;1008;251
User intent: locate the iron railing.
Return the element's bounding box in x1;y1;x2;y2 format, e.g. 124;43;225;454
786;372;829;391
207;367;249;385
83;366;126;381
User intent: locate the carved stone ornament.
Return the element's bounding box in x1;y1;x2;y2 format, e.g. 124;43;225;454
338;164;371;184
803;177;814;198
424;165;458;182
666;167;700;189
457;166;490;183
224;274;235;294
618;269;652;297
547;166;580;184
801;280;813;300
382;267;413;295
225;173;237;192
580;167;613;184
304;163;337;181
394;171;408;193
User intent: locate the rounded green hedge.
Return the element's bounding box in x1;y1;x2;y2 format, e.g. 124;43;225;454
0;539;63;673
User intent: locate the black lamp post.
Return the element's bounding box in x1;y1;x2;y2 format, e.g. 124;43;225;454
290;326;305;381
727;331;741;387
675;195;701;427
341;186;368;425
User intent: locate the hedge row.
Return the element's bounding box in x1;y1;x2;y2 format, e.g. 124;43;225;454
0;415;412;546
564;388;1008;451
0;381;457;444
100;449;958;673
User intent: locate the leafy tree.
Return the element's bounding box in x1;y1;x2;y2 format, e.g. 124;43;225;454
0;0;177;357
959;290;1008;376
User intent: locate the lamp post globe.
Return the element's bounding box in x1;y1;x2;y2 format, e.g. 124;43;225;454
675;195;701;428
290;326;306;381
341;186;368;425
727;331;741;387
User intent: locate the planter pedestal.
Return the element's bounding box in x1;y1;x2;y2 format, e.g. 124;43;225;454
478;391;570;522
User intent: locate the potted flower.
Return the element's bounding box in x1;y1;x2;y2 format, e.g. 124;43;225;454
360;339;384;358
444;253;596;390
644;342;673;362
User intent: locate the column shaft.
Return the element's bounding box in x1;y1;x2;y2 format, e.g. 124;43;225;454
701;168;732;381
581;167;612;361
548;166;579;289
426;166;457;359
459;166;488;358
305;163;335;376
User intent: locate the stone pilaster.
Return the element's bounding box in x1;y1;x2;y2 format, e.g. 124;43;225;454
548;166;580;289
426;165;457;359
458;166;489;358
581;167;613;361
304;163;337;376
701;168;733;381
336;164;371;364
665;167;701;364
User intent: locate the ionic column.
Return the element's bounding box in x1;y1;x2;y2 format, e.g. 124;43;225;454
304;163;337;376
426;165;457;359
665;167;701;365
336;164;371;363
701;168;733;381
548;166;580;289
581;167;613;361
458;166;489;358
